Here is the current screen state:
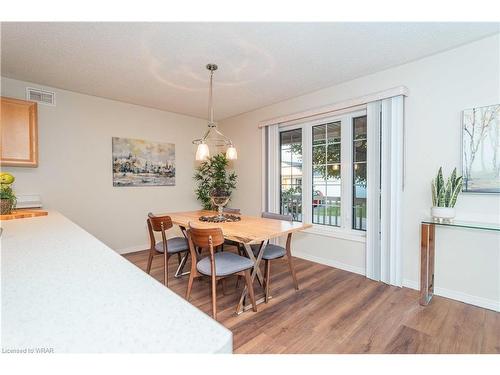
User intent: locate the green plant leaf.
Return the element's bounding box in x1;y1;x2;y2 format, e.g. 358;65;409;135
449;176;463;207
436;167;444;195
450;168;457;191
431;180;437;206
444;177;453;206
193;153;238;209
437;182;447;207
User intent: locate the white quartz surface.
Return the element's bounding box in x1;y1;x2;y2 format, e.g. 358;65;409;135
1;212;232;353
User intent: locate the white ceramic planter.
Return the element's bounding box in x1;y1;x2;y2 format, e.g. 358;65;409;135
431;207;456;221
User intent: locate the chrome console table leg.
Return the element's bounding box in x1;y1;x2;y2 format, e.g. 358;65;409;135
420;223;435;306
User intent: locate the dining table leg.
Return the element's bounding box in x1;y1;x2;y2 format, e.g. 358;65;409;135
174;252;190;278
236;240;269;315
174;225;191;278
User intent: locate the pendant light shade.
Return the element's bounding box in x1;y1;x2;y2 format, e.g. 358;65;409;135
225;145;237;160
195;143;210;161
192;63;237;161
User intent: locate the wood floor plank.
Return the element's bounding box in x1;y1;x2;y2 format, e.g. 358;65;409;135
334;287;418;353
123;249;500;354
481;309;500;353
384;325;440;354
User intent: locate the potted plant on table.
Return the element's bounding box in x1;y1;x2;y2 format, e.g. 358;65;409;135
194;153;237;212
0;172;17;215
431;167;463;221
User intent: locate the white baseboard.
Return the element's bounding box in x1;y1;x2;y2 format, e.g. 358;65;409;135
293;250;365;276
402;279;419;290
403;279;500;312
115;244;149;255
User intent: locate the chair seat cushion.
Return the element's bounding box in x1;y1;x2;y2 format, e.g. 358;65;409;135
154;237;189;253
251;243;286;260
197;252;253;276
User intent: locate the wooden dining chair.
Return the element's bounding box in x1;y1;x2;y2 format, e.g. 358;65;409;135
146;213;190;287
185;223;257;320
251;212;299;302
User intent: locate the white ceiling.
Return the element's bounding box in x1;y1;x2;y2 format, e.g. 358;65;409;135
1;22;498;120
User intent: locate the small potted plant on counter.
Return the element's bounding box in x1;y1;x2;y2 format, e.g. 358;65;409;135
431;167;463;222
0;172;17;215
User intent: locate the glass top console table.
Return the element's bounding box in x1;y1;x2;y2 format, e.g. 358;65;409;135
420;219;500;306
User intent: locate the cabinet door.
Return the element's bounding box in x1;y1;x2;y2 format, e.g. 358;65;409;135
0;97;38;167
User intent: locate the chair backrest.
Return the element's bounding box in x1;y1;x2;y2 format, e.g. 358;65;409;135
147;213;173;250
261;212;293;222
188;222;225;249
223;207;241;214
262;212;294;249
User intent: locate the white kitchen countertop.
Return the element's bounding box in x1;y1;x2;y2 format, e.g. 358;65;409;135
0;211;232;353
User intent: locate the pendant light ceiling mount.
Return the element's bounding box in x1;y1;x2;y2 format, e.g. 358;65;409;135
206;63;218;72
193;63;237;161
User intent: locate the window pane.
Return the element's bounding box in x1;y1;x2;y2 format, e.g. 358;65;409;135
313;185;327;205
326;164;341;183
327;122;341;143
313;165;326;184
352;115;367;231
281;147;291;162
327;143;341;163
281;128;302;145
312;205;327;225
326;204;342;226
352;197;366;231
312;122;341;227
353;140;367;162
353;162;366;185
326;184;341;200
312;125;326;145
280;129;302;222
280;131;291;145
281;166;292;182
312;145;326;165
353;181;366;230
353;116;367;140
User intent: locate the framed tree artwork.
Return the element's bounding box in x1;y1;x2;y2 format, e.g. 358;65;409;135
462;104;500;193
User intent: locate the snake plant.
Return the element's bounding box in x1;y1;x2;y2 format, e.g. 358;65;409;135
431;167;463;208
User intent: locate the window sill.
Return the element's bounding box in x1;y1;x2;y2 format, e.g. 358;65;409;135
302;225;366;243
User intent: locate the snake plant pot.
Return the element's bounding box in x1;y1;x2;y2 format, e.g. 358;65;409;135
0;199;13;215
431;207;456;221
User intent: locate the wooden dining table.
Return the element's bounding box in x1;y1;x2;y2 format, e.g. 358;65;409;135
164;210;312;314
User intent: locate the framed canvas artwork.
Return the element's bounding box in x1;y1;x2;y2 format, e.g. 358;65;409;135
462;104;500;193
112;137;175;186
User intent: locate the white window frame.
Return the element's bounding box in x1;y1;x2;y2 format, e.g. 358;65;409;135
275;108;367;242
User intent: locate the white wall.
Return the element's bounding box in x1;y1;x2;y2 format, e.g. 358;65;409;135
1;77;206;253
219;34;500;310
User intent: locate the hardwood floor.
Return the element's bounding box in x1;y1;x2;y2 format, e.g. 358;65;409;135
123;249;500;354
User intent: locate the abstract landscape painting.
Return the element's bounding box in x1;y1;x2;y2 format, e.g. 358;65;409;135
112;137;175;187
462;104;500;193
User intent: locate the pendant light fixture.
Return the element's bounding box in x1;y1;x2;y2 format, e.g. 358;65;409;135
193;64;237;161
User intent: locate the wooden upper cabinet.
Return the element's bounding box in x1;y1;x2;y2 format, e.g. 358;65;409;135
0;97;38;167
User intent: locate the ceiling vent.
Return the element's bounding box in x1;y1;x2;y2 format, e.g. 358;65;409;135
26;87;56;106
